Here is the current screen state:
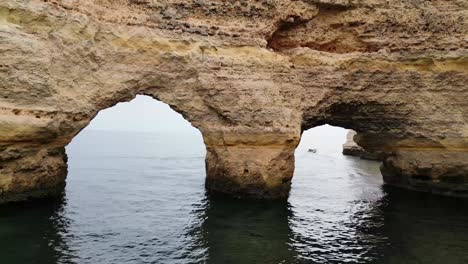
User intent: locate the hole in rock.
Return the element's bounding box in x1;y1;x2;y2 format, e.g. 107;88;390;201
62;95;209;260
286;124;389;261
292;124;383;195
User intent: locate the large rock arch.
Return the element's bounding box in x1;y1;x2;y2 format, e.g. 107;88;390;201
0;0;467;202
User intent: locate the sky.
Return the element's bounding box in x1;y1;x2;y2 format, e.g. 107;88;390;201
86;95;196;133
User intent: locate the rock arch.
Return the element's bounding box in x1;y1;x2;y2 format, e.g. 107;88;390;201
0;0;467;203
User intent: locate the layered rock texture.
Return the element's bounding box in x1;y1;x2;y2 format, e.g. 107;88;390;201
0;0;467;202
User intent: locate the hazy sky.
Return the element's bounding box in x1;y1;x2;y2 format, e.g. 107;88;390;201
86;95;196;133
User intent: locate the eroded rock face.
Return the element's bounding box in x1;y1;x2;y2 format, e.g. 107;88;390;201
0;0;467;202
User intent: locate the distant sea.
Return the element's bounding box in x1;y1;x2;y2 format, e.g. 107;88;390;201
1;126;468;264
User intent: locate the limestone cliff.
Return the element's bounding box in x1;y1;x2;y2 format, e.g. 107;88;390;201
0;0;467;202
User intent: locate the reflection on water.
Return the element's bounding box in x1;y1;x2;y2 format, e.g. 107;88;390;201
0;197;74;264
375;186;468;264
1;128;468;264
201;195;295;264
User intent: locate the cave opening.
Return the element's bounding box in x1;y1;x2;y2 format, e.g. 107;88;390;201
291;124;383;197
10;94;212;261
296;124;348;156
65;94;206;206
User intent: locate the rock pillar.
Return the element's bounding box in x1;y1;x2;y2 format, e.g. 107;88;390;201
0;147;67;203
203;131;299;199
356;134;468;197
381;149;468;197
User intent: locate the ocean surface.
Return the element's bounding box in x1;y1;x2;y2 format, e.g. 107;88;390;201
1;126;468;264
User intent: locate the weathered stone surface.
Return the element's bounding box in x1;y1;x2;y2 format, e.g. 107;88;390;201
0;0;467;202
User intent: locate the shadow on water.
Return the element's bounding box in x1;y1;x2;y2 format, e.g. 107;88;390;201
369;186;468;264
0;195;76;264
200;194;297;264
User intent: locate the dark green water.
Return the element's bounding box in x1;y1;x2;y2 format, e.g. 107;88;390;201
1;128;468;264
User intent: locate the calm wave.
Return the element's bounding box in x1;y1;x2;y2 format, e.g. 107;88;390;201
1;128;468;264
